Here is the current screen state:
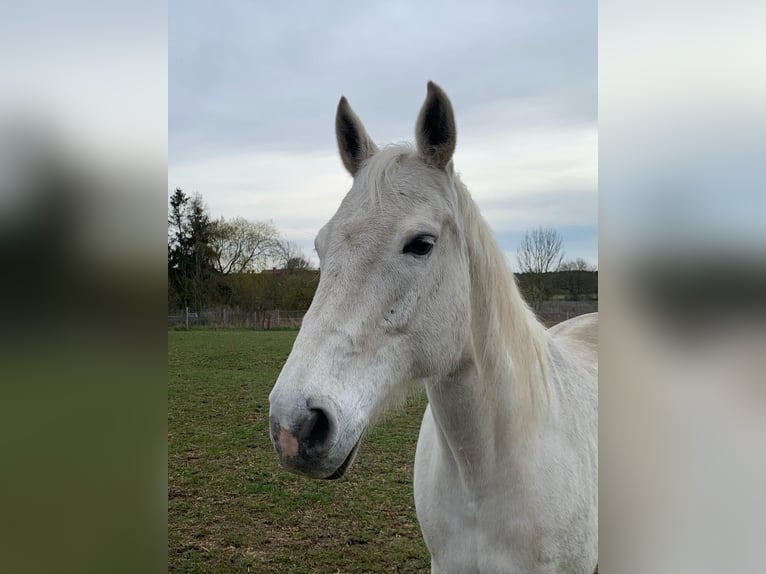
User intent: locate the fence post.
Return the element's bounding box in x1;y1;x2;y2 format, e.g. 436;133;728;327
185;306;189;330
223;307;227;327
275;309;280;328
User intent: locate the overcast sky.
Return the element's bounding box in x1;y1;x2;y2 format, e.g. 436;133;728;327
169;1;597;268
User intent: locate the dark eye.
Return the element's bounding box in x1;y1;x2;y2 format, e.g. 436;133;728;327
403;235;435;257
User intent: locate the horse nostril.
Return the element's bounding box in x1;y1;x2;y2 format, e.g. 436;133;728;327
269;418;281;444
302;408;331;451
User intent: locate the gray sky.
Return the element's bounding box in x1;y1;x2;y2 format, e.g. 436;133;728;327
169;1;597;268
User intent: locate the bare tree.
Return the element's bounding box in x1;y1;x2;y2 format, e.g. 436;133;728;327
517;226;565;275
274;240;314;271
516;227;565;311
559;258;596;272
209;217;281;274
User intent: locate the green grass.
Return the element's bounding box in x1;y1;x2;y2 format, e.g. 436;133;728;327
169;330;430;573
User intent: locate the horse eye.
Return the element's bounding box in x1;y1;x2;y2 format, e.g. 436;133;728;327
403;235;435;257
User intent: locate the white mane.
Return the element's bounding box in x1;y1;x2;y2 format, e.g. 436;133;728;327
453;175;552;428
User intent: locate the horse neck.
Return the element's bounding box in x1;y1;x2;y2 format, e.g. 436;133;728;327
424;179;550;482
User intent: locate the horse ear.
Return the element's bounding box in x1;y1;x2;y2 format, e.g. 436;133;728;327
335;96;377;176
416;81;456;169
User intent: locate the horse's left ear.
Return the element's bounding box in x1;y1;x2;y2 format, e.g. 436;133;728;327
416;81;456;170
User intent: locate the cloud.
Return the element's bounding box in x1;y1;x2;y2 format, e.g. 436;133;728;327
168;150;349;239
169;0;597;266
169;119;597;266
170;1;595;159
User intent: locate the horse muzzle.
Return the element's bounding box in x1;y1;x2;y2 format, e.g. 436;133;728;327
268;397;361;479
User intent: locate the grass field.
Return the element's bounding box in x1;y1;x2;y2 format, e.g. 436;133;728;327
169;330;431;573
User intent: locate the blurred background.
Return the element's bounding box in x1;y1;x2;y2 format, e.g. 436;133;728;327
600;1;766;572
0;2;167;574
0;1;764;573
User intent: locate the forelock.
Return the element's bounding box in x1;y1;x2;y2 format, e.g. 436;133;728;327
354;144;414;206
353;143;459;217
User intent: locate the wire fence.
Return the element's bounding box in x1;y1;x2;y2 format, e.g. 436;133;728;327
169;300;598;331
168;308;306;330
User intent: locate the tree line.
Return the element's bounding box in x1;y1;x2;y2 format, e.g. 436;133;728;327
515;226;597;311
168;191;596;313
168;189;315;311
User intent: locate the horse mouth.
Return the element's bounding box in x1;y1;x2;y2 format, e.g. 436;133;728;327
326;436;362;480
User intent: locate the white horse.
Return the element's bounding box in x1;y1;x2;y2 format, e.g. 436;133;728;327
269;82;598;573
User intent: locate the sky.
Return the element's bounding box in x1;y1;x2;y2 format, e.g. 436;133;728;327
169;1;597;269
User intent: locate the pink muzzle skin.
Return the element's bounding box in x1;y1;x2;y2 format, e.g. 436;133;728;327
278;427;300;458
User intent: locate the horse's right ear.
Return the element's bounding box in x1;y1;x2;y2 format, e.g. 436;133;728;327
335;96;377;177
